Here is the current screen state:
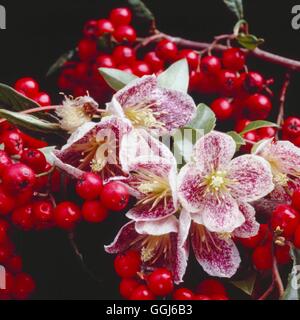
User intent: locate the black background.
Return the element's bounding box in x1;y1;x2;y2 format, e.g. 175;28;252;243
0;0;299;300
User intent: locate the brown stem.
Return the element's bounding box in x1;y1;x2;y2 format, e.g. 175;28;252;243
276;73;291;127
273;255;285;298
258;281;275;300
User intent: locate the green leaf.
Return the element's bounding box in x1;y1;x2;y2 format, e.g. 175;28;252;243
281;247;300;300
0;109;62;134
157;59;189;93
237;33;264;50
39;146;56;165
223;0;244;19
127;0;155;22
99;68;138;91
231;273;257;296
187;103;216;134
47;50;74;77
241;120;279;135
227;131;245;151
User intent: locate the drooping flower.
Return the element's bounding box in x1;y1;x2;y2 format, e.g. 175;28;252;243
105;75;197;135
56;95;99;133
177;131;274;233
178;203;259;278
105;216;188;284
53;116;132;181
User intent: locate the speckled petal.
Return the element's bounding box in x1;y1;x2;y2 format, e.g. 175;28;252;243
191;226;241;278
227;154;274;202
135;216;178;236
233;202;259;238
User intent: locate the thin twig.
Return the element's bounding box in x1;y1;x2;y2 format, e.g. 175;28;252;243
273;255;285;298
258;281;275;300
276;73;291;127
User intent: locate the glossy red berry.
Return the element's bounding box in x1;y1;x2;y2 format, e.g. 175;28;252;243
95;54;115;69
76;173;103;201
54;202;81;230
0;186;15;216
83;20;100;38
12;273;36;300
238;224;270;249
0;219;9;243
32;201;54;224
118;64;134;74
78;39;97;61
252;243;273;270
2;130;24;155
2;163;36;194
82;200;108;223
12;205;34;231
271;205;300;239
147;268;174;296
130;285;155;300
178;49;199;69
6;255;23;274
218;69;238;96
241;130;259;153
294;225;300;249
33;92;51;107
101;181;129;211
211;98;233;121
144;51;164;72
113;46;136;65
196;279;227;296
114;250;141;278
173;288;194;300
222;48;246;71
132;61;151;77
0;151;12;175
234;119;251;133
257;126;277;139
245;94;272;120
241;72;265;93
113;25;137;43
156;39;178;62
282;117;300;138
292;189;300;212
21;149;47;173
97;19;114;36
195;71;217;94
14;78;39;98
275;244;291;265
200;55;222;75
0;272;15;298
119;278;140;299
110;8;132;26
0;243;13;264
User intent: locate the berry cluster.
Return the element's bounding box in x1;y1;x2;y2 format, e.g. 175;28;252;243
282;116;300;147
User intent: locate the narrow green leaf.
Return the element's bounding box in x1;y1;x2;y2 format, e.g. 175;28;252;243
241;120;279;135
227;131;245;151
47;50;74;77
231;273;257;296
157;59;189;93
127;0;155;22
237;33;264;50
223;0;244;19
39;146;56;165
281;246;300;300
0;109;62;134
187;103;216;134
99;68;138;91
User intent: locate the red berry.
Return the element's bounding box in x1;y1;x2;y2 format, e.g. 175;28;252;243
0;272;15;297
282;117;300;138
0;243;13;264
6;255;23;274
119;278;140;299
245;94;272;120
234;119;251;133
0;219;9;243
12;205;34;231
130;285;155;300
118;65;134;74
110;8;132;27
194;71;217;94
193;294;211;300
15;188;34;207
240;72;265;94
173;288;194;300
252;243;273;270
76;173;103;200
82;200;108;223
178;49;199;69
0;185;15;216
294;225;300;249
257;127;277;139
147;268;174;296
2;163;36;194
54;202;81;230
14;78;39;98
114;250;141;278
271;205;300;239
218;70;238;96
200;55;222;75
294;136;300;147
0;151;12;175
132;61;151;77
196;279;227;296
33;92;51;107
156;39;178;62
144;51;164;73
95;54;115;68
275;244;291;265
241;130;259;153
211;98;233;121
238;224;270;249
32;201;54;224
292;189;300;212
113;46;136;65
21;149;47;173
83;20;100;39
78;39;97;61
2;130;24;155
12;273;35;300
222;48;246;71
97;19;114;36
113;25;137;43
101;181;129;211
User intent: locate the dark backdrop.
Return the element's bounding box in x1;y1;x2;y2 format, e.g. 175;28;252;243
0;0;299;300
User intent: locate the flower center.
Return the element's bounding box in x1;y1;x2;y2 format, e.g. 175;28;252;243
273;172;289;187
204;170;228;194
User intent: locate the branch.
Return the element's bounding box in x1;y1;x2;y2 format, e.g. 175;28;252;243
276;73;291;127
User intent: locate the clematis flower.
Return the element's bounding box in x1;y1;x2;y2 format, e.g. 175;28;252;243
105;75;197;135
105;216;188;283
56;95;99;133
177;131;274;233
178;203;259;278
53;116;132;181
